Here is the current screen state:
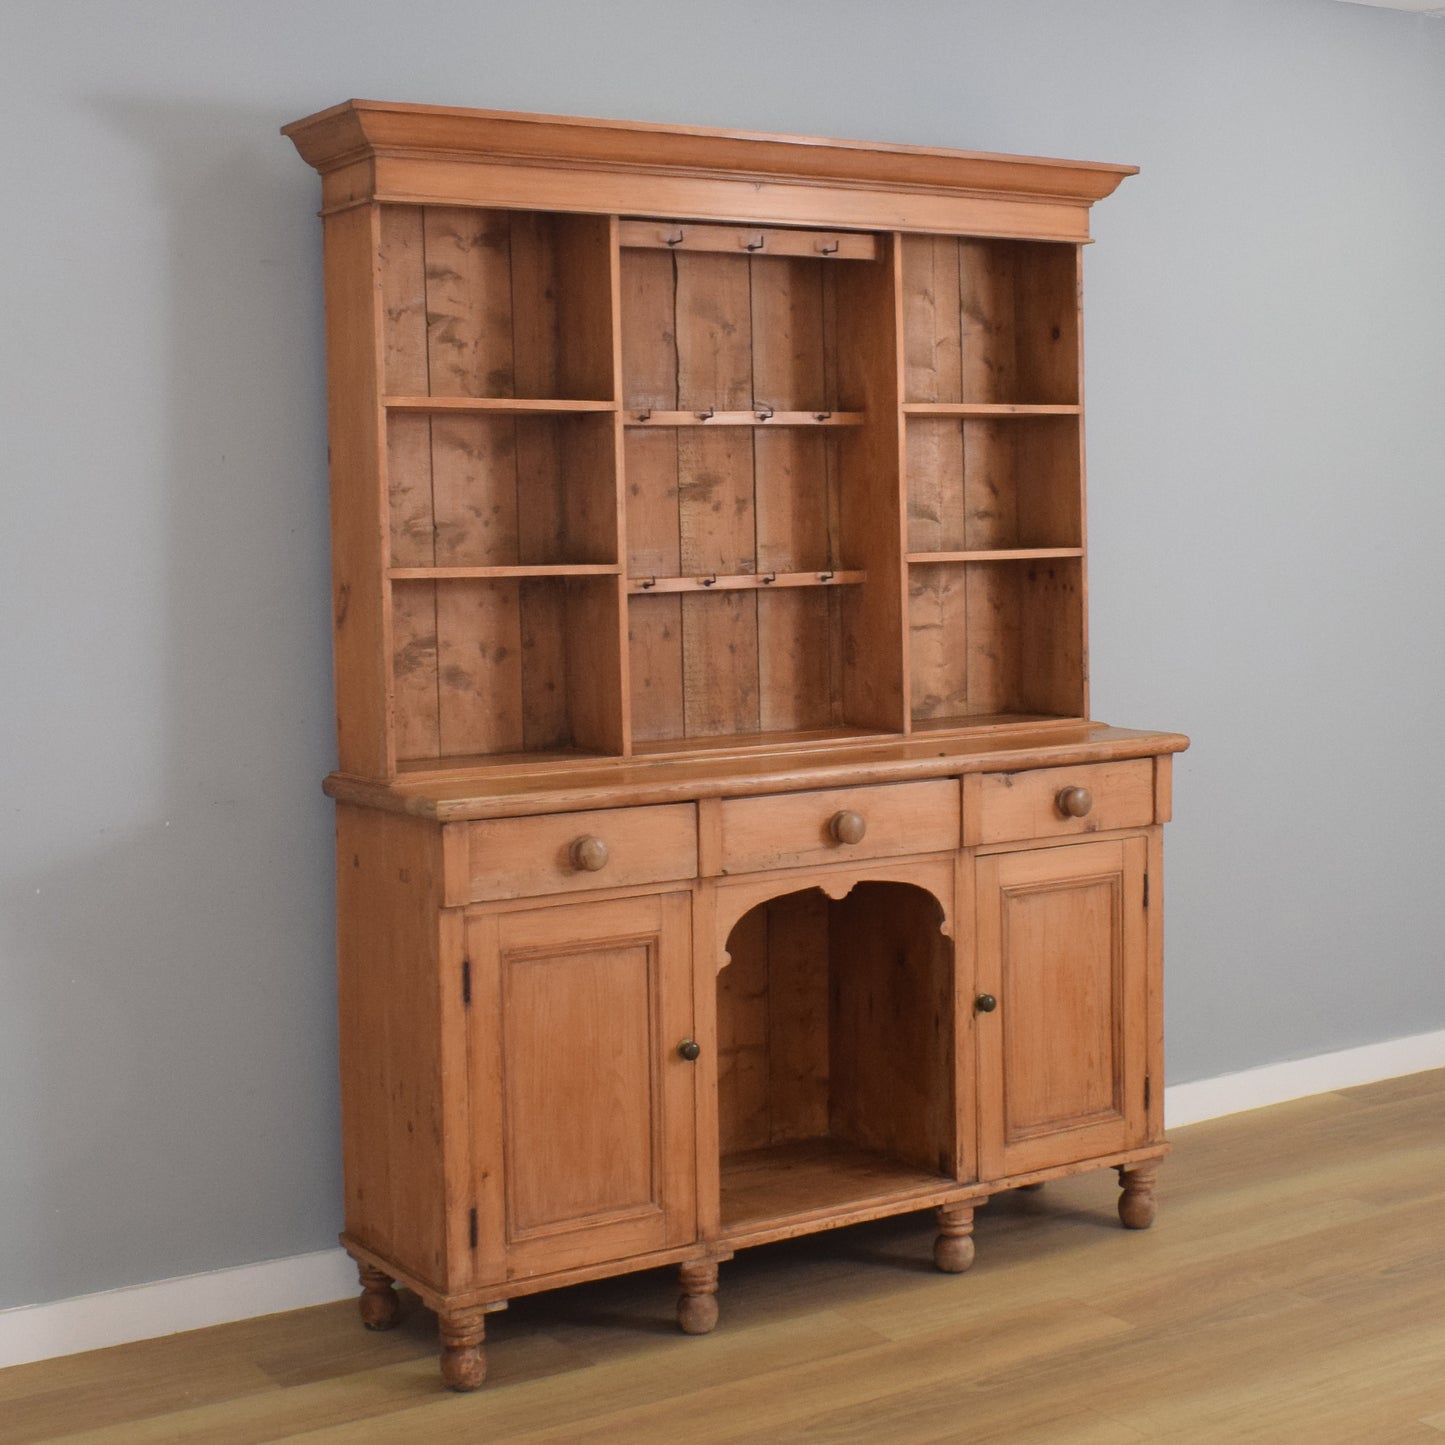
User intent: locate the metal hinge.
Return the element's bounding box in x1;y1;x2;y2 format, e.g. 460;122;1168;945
469;1207;478;1249
462;958;472;1006
1144;1075;1153;1111
1143;871;1150;909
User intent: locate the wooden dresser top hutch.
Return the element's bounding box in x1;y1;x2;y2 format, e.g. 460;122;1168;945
285;98;1187;1391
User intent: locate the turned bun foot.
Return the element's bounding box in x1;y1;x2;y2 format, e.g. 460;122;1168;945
1117;1163;1159;1230
439;1308;488;1391
355;1262;401;1331
933;1202;978;1274
677;1260;719;1334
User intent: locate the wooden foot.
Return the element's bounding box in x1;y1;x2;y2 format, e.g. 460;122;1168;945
677;1260;719;1334
1117;1162;1159;1230
439;1306;488;1391
356;1262;400;1331
933;1202;977;1273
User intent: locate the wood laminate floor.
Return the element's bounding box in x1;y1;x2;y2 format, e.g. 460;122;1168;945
4;1070;1444;1443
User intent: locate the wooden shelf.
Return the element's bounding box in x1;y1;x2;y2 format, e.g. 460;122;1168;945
719;1138;958;1246
389;564;621;580
627;569;864;595
902;403;1081;417
629;725;887;760
910;711;1083;735
625;409;865;427
908;549;1083;564
383;396;616;414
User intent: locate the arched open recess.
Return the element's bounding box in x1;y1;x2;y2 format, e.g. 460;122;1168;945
715;878;959;1237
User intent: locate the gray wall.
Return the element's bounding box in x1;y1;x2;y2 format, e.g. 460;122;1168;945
3;0;1442;1311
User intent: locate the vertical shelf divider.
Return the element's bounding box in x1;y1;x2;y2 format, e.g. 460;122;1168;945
834;232;909;735
604;214;634;756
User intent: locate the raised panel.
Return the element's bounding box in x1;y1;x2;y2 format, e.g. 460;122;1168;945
976;837;1147;1178
469;893;696;1282
999;871;1122;1138
503;937;658;1236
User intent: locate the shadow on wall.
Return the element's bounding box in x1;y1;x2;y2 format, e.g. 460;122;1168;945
0;96;342;1310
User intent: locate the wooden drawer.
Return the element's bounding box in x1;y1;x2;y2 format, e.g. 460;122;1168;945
448;804;697;905
967;759;1156;847
712;780;960;876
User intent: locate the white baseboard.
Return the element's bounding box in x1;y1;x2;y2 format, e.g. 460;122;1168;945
1163;1026;1445;1128
0;1248;355;1371
4;1027;1443;1372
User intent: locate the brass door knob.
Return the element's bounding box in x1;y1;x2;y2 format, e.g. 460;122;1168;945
677;1039;702;1061
1056;786;1093;818
830;809;867;845
570;835;610;871
975;994;998;1014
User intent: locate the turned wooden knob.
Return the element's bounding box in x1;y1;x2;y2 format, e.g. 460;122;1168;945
829;810;867;845
1056;786;1093;818
570;835;610;871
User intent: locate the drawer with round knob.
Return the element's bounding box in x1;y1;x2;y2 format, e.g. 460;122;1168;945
712;779;960;876
449;804;697;904
966;759;1157;847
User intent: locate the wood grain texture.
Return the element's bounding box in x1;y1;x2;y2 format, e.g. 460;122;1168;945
323;204;392;777
333;805;461;1295
454;803;697;904
968;757;1156;846
714;778;959;875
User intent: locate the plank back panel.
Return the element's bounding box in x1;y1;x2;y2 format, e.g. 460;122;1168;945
829;883;954;1174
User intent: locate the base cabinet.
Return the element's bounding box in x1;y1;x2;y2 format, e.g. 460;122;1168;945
336;794;1173;1389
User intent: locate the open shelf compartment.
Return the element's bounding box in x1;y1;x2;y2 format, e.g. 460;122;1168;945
379;204;615;402
717;883;957;1240
905;414;1082;555
389;574;624;767
901;234;1080;407
909;557;1086;728
387;410;618;570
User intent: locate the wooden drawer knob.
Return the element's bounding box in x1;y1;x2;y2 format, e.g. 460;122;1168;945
569;835;610;872
1056;786;1093;818
829;810;867;845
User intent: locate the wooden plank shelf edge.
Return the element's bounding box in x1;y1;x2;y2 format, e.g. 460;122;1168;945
389;564;623;580
628;570;866;594
907;549;1084;563
901;402;1082;416
383;396;618;413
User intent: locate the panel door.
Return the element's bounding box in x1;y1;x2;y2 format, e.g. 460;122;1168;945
467;892;697;1283
975;837;1148;1179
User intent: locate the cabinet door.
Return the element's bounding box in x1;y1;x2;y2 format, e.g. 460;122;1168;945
467;893;697;1283
975;837;1149;1179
